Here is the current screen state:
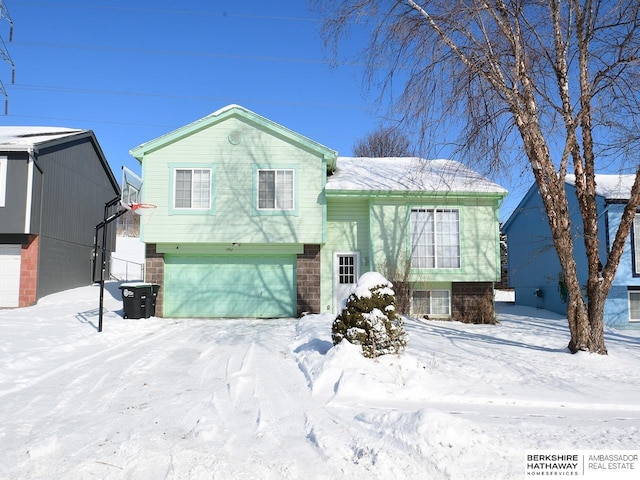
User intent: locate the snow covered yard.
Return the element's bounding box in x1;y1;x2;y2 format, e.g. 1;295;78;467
1;283;639;479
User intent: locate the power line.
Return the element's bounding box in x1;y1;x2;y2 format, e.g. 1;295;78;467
0;0;14;114
2;113;174;131
12;40;337;66
10;83;370;110
17;2;322;23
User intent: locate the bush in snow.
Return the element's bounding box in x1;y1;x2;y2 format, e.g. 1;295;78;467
332;272;408;358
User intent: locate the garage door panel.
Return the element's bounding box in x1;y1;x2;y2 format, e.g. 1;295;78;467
164;255;296;318
0;244;21;308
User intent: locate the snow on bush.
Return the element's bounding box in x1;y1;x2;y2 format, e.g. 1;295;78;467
332;272;408;358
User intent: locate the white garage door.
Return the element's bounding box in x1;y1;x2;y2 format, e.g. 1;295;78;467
0;244;21;307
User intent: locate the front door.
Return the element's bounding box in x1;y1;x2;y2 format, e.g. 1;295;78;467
334;252;359;313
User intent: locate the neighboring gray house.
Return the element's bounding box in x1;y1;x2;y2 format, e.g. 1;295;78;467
0;127;119;307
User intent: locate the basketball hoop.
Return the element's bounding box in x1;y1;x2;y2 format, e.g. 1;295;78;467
130;202;157;224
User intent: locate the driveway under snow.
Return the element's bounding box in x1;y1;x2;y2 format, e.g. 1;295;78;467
1;282;639;479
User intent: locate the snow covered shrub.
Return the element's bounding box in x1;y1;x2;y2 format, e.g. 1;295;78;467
332;272;408;358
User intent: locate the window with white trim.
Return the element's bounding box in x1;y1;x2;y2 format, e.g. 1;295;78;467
258;169;294;211
633;214;640;275
412;290;451;316
0;156;6;207
174;168;211;209
630;291;640;322
411;208;460;268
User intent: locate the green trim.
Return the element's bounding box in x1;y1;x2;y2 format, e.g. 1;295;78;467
252;165;299;216
156;243;305;255
321;158;327;244
368;198;375;272
493;197;502;281
168;163;216;216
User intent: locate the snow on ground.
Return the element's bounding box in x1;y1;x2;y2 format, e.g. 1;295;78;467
1;284;639;479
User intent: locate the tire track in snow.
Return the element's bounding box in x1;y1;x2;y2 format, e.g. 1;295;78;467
177;321;332;477
2;322;181;434
0;319;175;400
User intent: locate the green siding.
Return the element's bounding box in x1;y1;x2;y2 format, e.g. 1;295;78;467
321;194;502;313
164;254;296;318
369;197;502;283
140;116;325;245
321;197;371;312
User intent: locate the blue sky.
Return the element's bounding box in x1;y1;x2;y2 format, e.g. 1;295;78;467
1;0;531;219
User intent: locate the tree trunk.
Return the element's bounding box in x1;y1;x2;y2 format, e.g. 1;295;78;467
566;294;589;353
514;111;608;354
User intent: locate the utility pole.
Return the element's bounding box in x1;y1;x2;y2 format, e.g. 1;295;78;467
0;1;14;114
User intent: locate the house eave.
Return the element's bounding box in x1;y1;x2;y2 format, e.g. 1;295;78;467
325;189;507;199
0;130;120;196
604;198;633;205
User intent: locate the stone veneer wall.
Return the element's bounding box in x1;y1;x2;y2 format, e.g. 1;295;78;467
145;243;165;317
297;244;321;316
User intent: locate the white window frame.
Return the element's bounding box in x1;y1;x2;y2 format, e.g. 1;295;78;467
336;253;358;285
257;169;295;211
629;291;640;322
173;168;212;210
411;208;461;269
633;213;640;276
411;289;451;317
0;155;6;207
333;252;360;312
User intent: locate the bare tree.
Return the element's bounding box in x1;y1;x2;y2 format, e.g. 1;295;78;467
313;0;640;354
353;125;416;157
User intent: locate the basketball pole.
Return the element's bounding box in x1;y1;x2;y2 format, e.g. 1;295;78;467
95;196;128;332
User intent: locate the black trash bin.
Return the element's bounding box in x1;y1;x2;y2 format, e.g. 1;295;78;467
148;283;161;317
119;283;154;319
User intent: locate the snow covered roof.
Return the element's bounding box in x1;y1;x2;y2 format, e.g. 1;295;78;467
565;173;637;200
326;157;507;195
0;126;86;150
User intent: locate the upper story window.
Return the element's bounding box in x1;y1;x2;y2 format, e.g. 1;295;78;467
411;208;461;269
631;213;640;276
0;156;6;207
258;169;294;211
174;168;211;210
634;213;640;276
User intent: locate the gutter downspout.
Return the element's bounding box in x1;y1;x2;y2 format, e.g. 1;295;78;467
24;147;44;234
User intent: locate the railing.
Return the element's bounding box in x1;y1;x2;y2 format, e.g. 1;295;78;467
110;256;144;281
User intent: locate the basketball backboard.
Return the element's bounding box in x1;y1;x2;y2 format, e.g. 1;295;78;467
121;166;143;210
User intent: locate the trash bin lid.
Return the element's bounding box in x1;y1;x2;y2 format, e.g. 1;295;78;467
119;282;154;289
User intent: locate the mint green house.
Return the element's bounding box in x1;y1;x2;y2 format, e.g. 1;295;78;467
130;105;506;320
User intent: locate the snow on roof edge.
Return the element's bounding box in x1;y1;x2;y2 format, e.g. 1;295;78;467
565;173;636;200
327;157;507;195
0;127;87;149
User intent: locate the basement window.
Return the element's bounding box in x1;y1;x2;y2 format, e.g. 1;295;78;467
411;290;451;317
